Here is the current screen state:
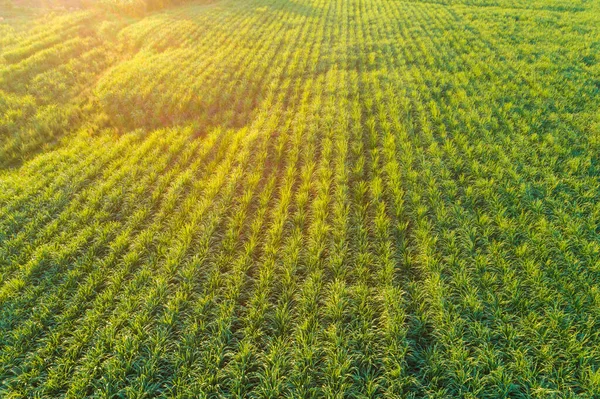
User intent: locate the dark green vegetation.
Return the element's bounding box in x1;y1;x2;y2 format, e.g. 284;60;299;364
1;0;600;397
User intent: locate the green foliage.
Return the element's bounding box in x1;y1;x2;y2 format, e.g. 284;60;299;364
0;0;599;397
97;0;216;16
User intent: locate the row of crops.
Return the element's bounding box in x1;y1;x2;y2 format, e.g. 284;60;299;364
1;0;599;396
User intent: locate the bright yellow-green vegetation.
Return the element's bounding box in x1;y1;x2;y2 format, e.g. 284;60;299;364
1;0;600;397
